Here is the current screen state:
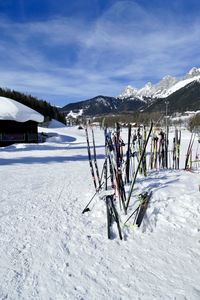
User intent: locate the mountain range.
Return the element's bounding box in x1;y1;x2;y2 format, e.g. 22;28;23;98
61;67;200;116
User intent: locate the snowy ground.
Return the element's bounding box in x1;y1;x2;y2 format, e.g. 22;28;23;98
0;124;200;300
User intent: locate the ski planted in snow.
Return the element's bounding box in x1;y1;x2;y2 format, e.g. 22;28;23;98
125;124;132;183
126;122;153;210
106;195;123;240
135;192;152;227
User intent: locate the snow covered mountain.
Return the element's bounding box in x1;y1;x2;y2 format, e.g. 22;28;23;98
119;67;200;101
146;79;200;113
184;67;200;79
61;67;200;116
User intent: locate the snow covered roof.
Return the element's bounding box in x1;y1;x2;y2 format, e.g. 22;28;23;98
67;109;83;119
0;96;44;123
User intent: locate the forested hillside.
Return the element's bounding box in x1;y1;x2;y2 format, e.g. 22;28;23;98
0;88;66;124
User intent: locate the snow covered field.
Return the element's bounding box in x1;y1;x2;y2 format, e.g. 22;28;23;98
0;124;200;300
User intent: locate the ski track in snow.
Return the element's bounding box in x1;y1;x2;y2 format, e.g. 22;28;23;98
0;126;199;300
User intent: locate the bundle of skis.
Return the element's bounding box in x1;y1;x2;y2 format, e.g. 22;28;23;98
82;122;154;240
149;127;181;170
82;122;200;239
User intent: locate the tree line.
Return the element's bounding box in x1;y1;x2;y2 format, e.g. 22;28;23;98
93;112;163;128
188;113;200;132
90;111;200;132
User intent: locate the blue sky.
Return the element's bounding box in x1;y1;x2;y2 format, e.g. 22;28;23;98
0;0;200;107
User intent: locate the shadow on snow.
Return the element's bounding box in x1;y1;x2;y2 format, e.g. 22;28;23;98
0;154;105;165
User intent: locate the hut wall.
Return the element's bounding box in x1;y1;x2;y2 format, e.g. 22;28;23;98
0;120;39;146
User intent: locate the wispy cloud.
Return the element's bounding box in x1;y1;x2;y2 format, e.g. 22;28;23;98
0;1;200;105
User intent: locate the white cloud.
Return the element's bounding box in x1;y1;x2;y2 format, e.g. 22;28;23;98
0;1;200;105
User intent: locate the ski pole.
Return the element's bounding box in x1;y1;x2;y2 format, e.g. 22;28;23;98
124;205;140;225
91;127;101;187
82;181;105;214
85;127;97;191
82;161;107;213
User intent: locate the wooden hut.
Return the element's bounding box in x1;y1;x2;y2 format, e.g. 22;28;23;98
0;96;44;146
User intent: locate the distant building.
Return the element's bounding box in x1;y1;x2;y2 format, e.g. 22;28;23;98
65;109;83;126
0;96;44;146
